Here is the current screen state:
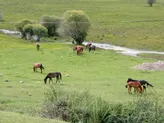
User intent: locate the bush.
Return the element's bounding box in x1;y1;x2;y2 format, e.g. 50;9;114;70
41;86;164;123
40;15;61;36
15;19;33;38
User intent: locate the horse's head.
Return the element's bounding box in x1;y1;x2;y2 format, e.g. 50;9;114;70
127;78;133;83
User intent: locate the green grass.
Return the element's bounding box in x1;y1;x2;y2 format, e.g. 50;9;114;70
0;0;164;50
0;111;67;123
0;33;164;116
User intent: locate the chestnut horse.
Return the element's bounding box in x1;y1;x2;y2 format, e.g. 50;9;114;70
73;45;84;55
33;63;44;73
126;82;143;94
127;78;153;92
44;72;62;84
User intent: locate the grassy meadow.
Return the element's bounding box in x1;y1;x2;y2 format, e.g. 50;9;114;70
0;0;164;50
0;33;164;122
0;0;164;122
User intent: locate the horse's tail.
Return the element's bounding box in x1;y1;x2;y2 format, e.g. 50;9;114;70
44;75;49;84
146;82;153;87
138;84;143;94
59;73;62;80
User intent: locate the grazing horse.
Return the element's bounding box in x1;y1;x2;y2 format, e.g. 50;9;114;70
127;78;153;92
36;42;40;51
126;82;143;94
89;45;96;52
73;45;84;55
33;63;44;73
86;43;92;49
44;72;62;84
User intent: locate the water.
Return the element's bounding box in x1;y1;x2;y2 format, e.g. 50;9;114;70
1;29;164;57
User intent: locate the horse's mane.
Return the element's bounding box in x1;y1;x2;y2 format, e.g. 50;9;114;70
127;78;138;82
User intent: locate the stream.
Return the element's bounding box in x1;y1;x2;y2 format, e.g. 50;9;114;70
1;29;164;57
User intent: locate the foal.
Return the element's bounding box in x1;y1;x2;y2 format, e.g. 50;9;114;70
44;72;62;84
33;63;44;73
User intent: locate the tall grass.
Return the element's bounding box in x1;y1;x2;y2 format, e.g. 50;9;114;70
41;86;164;123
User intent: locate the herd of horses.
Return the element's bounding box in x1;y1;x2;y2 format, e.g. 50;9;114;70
34;42;154;94
73;42;96;55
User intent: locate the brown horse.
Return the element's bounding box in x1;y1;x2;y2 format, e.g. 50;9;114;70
126;82;143;94
33;63;44;73
44;72;62;84
73;45;84;55
36;42;40;51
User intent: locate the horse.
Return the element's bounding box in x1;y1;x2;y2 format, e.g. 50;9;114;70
44;72;62;84
36;42;40;51
73;45;84;55
89;45;96;52
126;82;143;94
33;63;44;73
127;78;153;92
86;43;92;49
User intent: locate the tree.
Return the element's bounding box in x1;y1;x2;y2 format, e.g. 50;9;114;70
15;19;32;38
32;24;48;41
40;15;61;36
147;0;156;7
61;10;91;44
23;24;34;39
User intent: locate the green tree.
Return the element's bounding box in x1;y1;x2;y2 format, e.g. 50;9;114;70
32;24;48;41
40;15;61;36
23;24;34;39
147;0;156;7
15;19;33;38
61;10;91;44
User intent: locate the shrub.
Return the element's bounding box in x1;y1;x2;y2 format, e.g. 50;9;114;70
15;19;33;38
41;86;164;123
40;15;61;36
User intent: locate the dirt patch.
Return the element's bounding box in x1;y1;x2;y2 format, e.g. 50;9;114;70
133;61;164;71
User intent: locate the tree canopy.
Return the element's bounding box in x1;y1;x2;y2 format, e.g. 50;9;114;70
61;10;91;44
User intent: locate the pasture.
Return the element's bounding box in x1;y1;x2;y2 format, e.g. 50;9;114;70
0;0;164;50
0;0;164;122
0;33;164;122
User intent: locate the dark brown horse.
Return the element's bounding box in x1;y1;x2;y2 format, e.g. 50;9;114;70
73;45;84;55
89;45;96;52
44;72;62;84
86;43;92;49
33;63;44;73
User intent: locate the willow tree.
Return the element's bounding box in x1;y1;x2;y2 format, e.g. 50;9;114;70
61;10;91;44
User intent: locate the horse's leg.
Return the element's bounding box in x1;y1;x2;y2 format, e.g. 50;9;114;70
40;68;42;73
